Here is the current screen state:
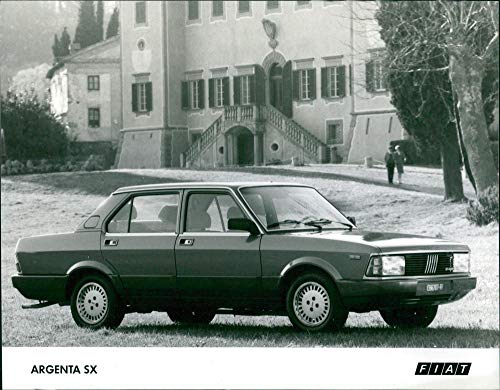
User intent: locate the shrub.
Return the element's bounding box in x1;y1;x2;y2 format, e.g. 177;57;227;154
1;91;70;161
466;186;499;226
82;154;106;171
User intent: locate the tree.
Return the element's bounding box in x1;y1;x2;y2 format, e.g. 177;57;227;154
51;34;62;62
376;2;465;200
96;0;104;42
1;91;69;160
106;7;119;39
10;63;51;102
60;26;71;57
436;1;499;194
73;1;99;49
375;1;499;199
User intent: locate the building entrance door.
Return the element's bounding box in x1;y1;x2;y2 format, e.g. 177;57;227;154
236;131;254;165
269;63;283;113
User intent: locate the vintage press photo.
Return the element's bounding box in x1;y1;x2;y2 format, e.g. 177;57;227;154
1;0;499;388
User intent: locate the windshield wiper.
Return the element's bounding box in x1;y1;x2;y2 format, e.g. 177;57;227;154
304;218;353;231
267;219;303;229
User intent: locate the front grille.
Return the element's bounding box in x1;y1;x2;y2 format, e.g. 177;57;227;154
404;253;454;276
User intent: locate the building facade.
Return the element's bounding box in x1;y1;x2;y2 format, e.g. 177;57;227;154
48;37;122;144
117;0;405;168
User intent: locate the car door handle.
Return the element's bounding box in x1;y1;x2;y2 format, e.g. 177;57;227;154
104;239;119;246
179;238;194;246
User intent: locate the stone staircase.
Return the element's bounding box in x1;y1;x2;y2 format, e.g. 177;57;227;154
182;105;327;167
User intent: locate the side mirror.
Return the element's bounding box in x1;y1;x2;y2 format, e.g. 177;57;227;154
347;216;356;226
228;218;260;235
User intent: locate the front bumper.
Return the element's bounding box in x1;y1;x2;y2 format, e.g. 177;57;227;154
336;275;476;312
11;274;68;303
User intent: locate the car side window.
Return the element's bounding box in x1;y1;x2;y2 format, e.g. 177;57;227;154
107;194;179;233
185;193;245;232
107;200;132;233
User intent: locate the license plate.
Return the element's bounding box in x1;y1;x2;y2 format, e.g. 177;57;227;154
426;283;444;292
416;281;451;296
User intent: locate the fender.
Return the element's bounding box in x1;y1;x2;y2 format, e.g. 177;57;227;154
66;260;126;299
280;256;343;282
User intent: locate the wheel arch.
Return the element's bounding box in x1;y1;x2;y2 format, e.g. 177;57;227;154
278;257;342;297
65;261;125;302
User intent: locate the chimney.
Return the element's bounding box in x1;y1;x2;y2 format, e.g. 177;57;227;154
70;43;81;54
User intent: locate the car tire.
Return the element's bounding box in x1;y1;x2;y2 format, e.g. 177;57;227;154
167;308;216;325
286;272;348;332
70;274;125;330
380;305;438;328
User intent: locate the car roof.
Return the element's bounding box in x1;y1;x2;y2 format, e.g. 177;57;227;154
113;181;313;194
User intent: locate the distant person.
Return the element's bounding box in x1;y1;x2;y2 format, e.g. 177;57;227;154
394;145;406;184
384;145;395;184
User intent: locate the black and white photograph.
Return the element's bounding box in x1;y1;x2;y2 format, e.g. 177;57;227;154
1;1;499;389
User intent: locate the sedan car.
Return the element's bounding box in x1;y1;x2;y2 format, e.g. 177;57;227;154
12;182;476;332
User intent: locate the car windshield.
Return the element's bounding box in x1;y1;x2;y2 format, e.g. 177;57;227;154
239;186;353;231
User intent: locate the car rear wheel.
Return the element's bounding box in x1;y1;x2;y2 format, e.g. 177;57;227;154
286;272;348;332
167;308;216;325
70;275;124;329
380;305;438;328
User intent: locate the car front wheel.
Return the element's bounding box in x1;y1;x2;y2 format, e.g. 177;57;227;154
380;305;438;328
70;275;124;329
286;272;348;332
167;308;216;325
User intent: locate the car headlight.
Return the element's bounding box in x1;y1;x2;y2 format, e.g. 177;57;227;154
366;255;405;276
453;252;470;273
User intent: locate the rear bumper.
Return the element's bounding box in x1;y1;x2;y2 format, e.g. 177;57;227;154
337;276;477;312
11;274;67;303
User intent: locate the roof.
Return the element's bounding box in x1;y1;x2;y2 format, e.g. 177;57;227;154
46;36;120;79
113;182;312;194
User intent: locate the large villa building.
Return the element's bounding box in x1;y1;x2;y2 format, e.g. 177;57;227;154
50;1;407;168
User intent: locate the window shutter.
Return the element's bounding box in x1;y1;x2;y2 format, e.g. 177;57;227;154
233;76;241;105
181;81;189;110
223;77;230;106
321;67;327;98
254;65;265;106
282;60;293;117
338;66;346;97
208;78;215;108
292;70;300;101
132;83;138;112
249;75;256;104
308;68;316;100
198;79;205;109
366;60;374;93
145;82;153;111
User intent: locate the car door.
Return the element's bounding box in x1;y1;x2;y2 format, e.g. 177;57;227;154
175;190;262;305
100;191;180;306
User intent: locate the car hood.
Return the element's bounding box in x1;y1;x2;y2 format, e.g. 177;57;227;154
285;229;469;253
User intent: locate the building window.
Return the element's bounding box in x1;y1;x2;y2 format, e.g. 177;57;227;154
241;76;251;105
366;55;386;93
135;1;147;25
191;80;200;109
238;0;250;14
326;120;343;145
300;69;311;100
132;82;153;113
190;131;202;144
87;75;99;91
215;78;224;107
373;59;385;91
212;0;224;17
267;1;279;10
321;65;346;98
297;0;311;6
181;79;205;110
88;108;100;128
188;1;200;21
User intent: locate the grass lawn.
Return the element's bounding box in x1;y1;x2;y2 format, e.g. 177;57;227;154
1;166;498;347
